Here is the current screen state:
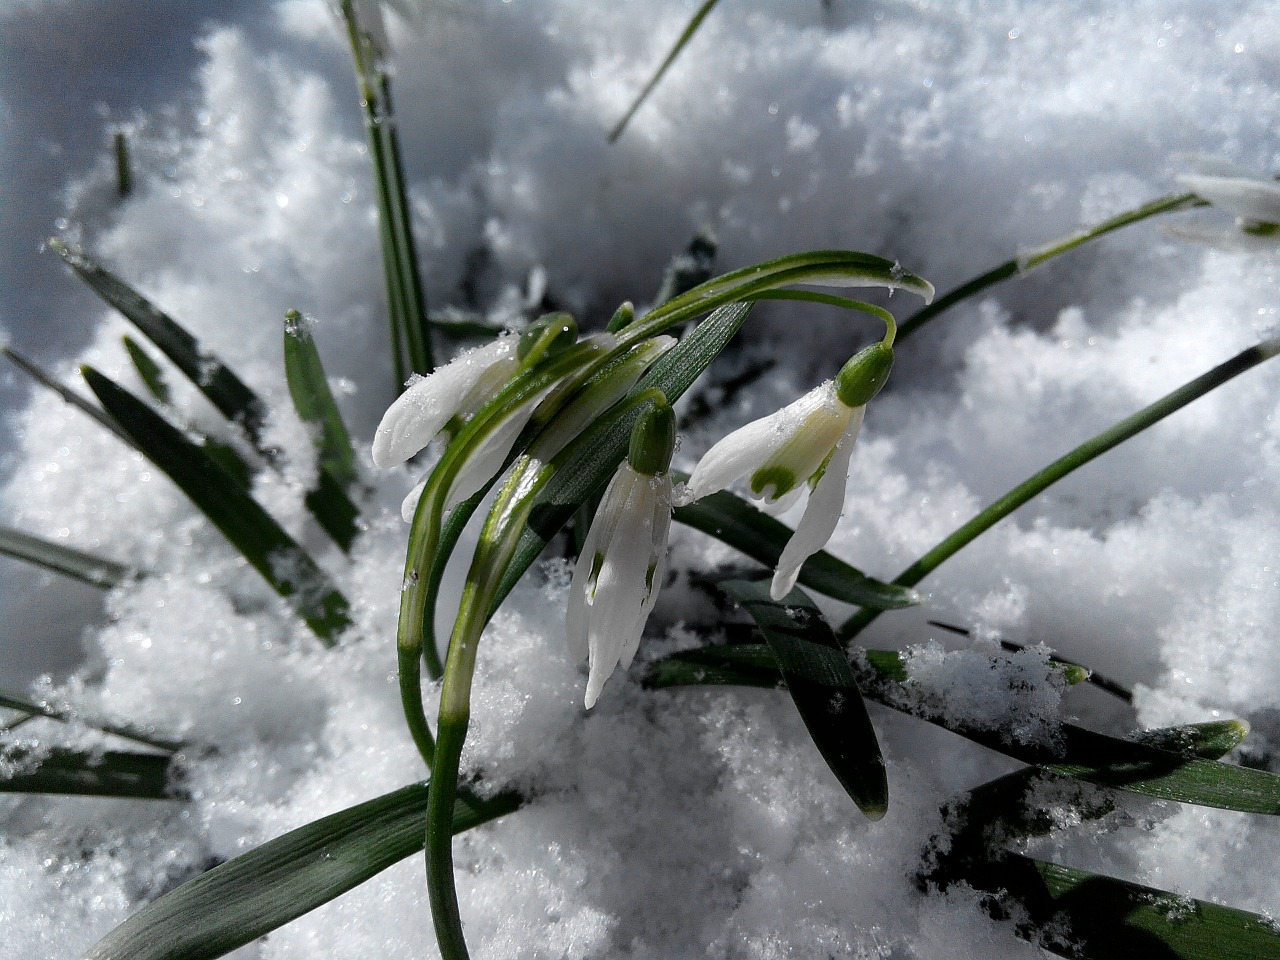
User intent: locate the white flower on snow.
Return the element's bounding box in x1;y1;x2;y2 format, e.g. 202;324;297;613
373;314;585;520
675;342;894;601
567;401;675;709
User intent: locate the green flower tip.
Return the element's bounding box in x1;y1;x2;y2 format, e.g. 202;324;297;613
519;312;579;366
1058;663;1090;686
860;802;888;822
606;301;637;333
627;398;676;476
835;342;894;408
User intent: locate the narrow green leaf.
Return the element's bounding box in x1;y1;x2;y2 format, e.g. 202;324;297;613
82;782;520;960
283;311;358;490
898;191;1208;343
646;644;1280;815
82;366;351;644
0;747;178;799
3;343;130;443
113;130;132;198
492;303;754;612
123;334;170;404
1016;856;1280;960
607;0;723;143
0;688;181;752
721;579;888;820
340;1;433;381
0;524;132;589
621;249;933;349
672;485;918;610
51;240;267;441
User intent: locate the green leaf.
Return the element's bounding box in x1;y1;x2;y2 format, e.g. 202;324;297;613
51;241;268;442
1011;856;1280;960
0;523;132;589
82;366;351;644
672;486;918;610
0;688;181;752
123;334;170;405
82;782;519;960
284;311;358;490
0;746;178;799
492;302;754;613
721;579;888;820
646;644;1280;815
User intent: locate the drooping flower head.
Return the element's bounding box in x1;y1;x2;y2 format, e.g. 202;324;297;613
567;397;676;708
1174;160;1280;250
372;313;581;519
676;340;893;600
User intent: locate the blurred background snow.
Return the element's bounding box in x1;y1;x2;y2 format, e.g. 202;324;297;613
2;1;1279;957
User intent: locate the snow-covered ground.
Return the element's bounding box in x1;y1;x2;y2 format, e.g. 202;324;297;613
2;2;1278;957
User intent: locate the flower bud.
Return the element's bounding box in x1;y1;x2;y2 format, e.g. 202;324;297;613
627;399;676;477
835;341;894;408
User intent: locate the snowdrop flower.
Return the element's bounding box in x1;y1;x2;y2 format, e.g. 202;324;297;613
372;314;578;519
1175;162;1280;249
567;399;675;708
675;341;894;601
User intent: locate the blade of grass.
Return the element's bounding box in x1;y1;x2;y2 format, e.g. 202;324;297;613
0;747;179;800
113;130;132;198
607;0;722;143
646;644;1280;815
283;310;358;490
81;781;520;960
839;335;1280;642
3;343;130;443
82;366;351;644
50;243;363;550
1008;856;1279;960
721;578;888;819
340;1;433;383
897;191;1207;342
0;688;181;752
123;334;170;404
50;240;267;441
0;524;132;589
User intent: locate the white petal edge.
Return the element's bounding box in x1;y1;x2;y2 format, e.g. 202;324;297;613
771;405;864;600
371;336;516;468
1178;174;1280;225
675;383;832;505
583;471;657;708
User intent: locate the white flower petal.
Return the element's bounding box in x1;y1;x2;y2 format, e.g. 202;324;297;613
1178;173;1280;225
771;405;864;600
567;464;636;665
400;475;428;523
371;336;516;467
677;383;832;505
444;403;534;509
583;473;657;707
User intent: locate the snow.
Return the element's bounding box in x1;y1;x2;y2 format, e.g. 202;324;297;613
2;1;1279;957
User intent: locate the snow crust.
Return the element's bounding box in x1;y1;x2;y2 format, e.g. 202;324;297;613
2;1;1279;957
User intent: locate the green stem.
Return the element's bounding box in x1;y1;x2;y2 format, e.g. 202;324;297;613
607;0;722;143
425;713;470;960
897;192;1206;343
837;335;1280;641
